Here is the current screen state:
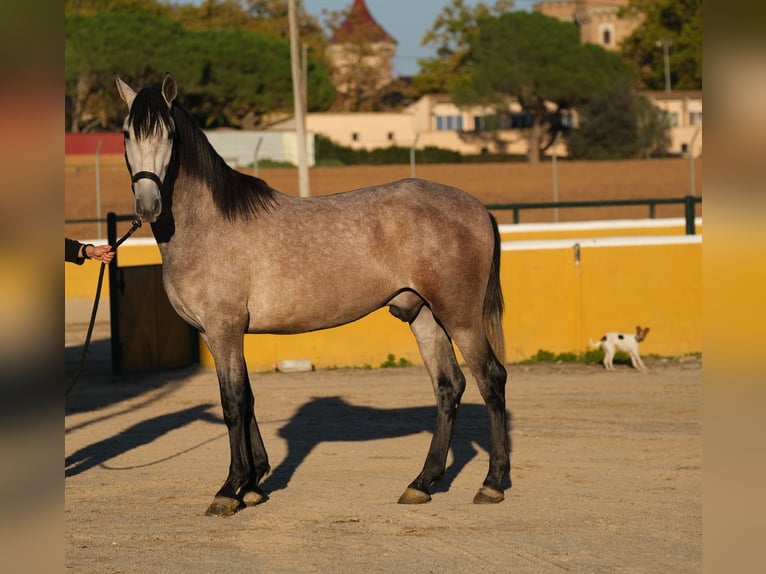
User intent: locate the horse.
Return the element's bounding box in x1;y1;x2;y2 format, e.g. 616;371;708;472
115;73;510;516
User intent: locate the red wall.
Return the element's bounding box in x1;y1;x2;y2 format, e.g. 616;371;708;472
66;133;124;155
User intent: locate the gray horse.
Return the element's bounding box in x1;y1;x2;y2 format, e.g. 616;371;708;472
116;74;510;516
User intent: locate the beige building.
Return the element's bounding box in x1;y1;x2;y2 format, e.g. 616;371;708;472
534;0;642;51
272;0;700;159
272;90;701;158
645;90;703;157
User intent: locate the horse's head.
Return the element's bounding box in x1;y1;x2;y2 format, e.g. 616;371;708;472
116;74;177;223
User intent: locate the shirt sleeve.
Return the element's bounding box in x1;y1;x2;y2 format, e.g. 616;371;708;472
65;237;85;265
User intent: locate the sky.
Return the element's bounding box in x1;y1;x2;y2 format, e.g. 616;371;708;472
175;1;534;77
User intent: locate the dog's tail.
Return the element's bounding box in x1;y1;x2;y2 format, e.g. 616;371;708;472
588;338;602;349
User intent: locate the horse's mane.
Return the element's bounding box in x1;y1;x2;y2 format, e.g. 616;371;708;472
129;86;278;220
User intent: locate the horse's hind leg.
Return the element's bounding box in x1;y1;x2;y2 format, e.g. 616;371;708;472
398;306;466;504
452;326;510;504
203;330;270;517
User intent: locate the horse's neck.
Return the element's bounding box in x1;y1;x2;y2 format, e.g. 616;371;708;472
152;171;216;247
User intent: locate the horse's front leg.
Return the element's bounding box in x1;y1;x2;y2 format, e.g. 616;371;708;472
204;332;270;517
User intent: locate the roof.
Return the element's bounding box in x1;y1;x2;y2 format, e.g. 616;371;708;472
328;0;397;45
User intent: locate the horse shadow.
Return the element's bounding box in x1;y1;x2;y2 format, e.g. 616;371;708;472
65;403;222;477
260;396;513;496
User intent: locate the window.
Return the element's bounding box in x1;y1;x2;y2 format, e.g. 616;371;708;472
470;113;533;131
598;24;614;47
689;111;702;126
387;132;395;141
351;132;360;141
435;115;464;131
509;112;534;129
664;111;679;127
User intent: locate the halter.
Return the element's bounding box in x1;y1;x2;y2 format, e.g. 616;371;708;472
131;170;163;189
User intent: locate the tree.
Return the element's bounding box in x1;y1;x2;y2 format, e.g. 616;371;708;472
65;5;336;131
620;0;702;90
172;0;328;70
181;27;334;129
65;11;188;131
462;11;634;162
413;0;515;95
566;80;671;159
65;0;169;16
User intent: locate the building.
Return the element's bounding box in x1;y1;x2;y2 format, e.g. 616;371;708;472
325;0;397;110
272;0;701;159
533;0;642;51
644;90;703;157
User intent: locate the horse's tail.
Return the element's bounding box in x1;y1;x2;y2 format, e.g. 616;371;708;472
483;213;506;364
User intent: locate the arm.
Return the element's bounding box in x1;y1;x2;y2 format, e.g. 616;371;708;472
65;238;115;264
65;238;86;265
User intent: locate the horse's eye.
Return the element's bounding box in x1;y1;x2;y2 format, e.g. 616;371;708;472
123;130;130;141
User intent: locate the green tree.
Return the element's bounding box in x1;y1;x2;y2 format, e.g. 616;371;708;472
413;0;514;94
65;0;169;16
65;5;336;131
620;0;702;90
65;11;188;131
566;80;671;159
182;27;334;129
173;0;327;68
464;11;634;162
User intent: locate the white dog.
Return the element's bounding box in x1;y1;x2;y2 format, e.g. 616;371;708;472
589;326;650;371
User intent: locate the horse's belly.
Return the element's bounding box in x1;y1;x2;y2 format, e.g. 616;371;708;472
247;297;379;334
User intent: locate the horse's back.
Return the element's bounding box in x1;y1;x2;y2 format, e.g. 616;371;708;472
282;177;492;240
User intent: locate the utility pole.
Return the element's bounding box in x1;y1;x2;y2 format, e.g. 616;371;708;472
656;38;672;92
288;0;310;197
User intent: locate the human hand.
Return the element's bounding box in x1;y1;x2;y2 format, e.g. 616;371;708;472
86;244;115;264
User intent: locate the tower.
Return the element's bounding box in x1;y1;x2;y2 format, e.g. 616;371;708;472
326;0;398;110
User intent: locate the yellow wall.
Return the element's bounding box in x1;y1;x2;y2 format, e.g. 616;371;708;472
200;236;701;370
65;242;161;298
501;240;701;361
66;226;702;371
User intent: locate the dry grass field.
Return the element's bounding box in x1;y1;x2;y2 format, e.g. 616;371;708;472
65;157;702;239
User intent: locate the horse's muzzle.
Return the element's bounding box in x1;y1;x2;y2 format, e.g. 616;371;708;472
132;170;163;222
134;191;161;222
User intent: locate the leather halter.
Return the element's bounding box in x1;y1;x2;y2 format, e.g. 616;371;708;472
131;170;163;189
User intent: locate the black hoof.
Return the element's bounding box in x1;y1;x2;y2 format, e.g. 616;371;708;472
473;486;504;504
242;489;266;507
397;487;432;504
205;496;242;517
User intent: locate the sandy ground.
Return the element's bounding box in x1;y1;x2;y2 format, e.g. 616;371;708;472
65;158;702;572
65;320;701;574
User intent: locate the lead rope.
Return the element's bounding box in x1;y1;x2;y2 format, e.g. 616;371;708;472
65;219;143;397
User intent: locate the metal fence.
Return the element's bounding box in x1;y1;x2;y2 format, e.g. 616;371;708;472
486;195;702;235
66;195;703;237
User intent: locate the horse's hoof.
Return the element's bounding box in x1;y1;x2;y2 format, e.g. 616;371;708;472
242;489;266;507
205;496;241;517
473;486;504;504
397;487;432;504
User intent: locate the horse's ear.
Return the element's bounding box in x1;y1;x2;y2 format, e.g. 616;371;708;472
162;74;177;108
115;76;136;109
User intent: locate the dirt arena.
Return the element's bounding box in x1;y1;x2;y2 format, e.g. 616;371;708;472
65;322;701;573
65;158;702;239
66;158;701;571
